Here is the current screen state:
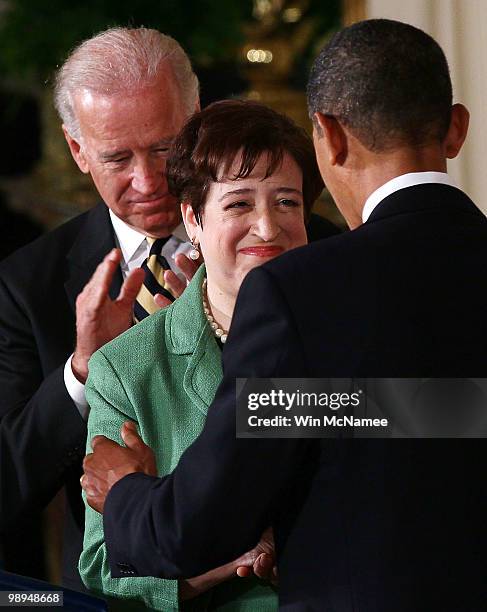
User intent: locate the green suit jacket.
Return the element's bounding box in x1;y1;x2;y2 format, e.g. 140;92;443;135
80;265;277;611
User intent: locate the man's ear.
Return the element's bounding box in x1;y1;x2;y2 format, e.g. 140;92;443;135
313;112;348;166
62;125;90;174
444;103;470;159
181;201;199;240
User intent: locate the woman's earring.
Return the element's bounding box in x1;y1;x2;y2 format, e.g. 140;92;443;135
189;237;200;261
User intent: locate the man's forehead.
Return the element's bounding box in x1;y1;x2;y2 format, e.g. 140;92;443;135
74;62;185;112
74;84;181;113
73;83;188;147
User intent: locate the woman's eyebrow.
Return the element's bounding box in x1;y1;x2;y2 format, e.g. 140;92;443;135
218;188;254;202
275;187;303;196
218;186;303;202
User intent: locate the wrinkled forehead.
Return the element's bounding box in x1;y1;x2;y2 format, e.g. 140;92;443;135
72;79;187;143
73;77;183;114
72;59;182;101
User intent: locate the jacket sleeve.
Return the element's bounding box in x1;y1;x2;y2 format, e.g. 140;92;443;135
0;273;86;529
103;266;311;579
80;349;179;609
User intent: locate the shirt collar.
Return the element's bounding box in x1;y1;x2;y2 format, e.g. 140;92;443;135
109;210;146;265
362;172;458;223
109;209;188;265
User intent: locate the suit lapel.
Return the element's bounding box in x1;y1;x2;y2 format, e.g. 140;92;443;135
64;203;122;311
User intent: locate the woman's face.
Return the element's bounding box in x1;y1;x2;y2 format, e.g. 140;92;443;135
183;151;307;300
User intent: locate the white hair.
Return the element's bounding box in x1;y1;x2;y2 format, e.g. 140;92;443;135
54;27;199;140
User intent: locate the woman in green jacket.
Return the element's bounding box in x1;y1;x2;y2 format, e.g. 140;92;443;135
80;100;323;611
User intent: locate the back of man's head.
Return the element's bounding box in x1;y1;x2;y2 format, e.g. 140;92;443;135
54;27;199;141
307;19;452;152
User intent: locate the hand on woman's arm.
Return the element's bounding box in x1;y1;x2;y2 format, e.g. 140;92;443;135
82;421;157;510
82;420;278;602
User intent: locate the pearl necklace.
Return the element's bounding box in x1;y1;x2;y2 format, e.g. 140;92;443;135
202;278;228;344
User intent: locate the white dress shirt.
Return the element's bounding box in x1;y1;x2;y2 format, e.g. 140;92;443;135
108;211;191;279
64;211;191;419
362;171;458;223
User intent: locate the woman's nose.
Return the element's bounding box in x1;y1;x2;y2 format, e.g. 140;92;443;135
252;209;280;241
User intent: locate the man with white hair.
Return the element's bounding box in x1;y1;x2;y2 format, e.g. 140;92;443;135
0;27;199;589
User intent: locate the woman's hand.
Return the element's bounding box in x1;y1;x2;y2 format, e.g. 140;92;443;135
178;527;277;601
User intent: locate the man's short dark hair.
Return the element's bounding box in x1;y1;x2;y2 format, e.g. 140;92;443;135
307;19;453;152
167;99;323;222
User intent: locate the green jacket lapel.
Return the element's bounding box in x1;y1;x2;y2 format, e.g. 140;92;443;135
165;265;222;416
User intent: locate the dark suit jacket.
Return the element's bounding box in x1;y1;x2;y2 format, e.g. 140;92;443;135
104;184;487;611
0;203;120;589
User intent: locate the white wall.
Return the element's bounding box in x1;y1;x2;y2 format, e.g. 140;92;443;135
366;0;487;214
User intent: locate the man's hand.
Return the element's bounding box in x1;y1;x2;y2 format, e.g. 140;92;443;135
72;249;145;383
179;527;277;601
235;527;277;584
82;421;157;514
154;253;201;308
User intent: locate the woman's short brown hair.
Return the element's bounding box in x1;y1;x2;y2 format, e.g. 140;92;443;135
166;99;323;223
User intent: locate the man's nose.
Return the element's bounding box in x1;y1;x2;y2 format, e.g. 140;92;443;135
252;209;280;242
131;159;164;195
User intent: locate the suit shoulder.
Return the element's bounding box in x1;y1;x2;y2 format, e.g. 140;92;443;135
263;230;354;279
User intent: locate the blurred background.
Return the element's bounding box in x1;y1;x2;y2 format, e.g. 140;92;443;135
1;0;485;586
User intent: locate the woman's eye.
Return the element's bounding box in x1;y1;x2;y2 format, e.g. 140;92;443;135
225;201;249;210
278;198;300;207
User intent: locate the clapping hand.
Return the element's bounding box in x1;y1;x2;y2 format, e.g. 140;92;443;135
72;249;145;383
154;252;202;308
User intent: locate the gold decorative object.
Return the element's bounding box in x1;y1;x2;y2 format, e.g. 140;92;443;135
241;0;315;131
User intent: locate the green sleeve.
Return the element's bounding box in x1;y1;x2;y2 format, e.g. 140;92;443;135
79;348;180;612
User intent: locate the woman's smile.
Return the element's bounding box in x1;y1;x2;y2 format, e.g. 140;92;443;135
238;245;285;257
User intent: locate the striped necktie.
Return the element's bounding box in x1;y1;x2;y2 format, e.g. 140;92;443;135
134;237;174;322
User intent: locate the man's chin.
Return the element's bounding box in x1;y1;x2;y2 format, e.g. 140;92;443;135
138;210;181;238
109;202;181;237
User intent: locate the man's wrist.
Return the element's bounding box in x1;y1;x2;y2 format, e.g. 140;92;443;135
71;351;89;384
64;355;89;420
